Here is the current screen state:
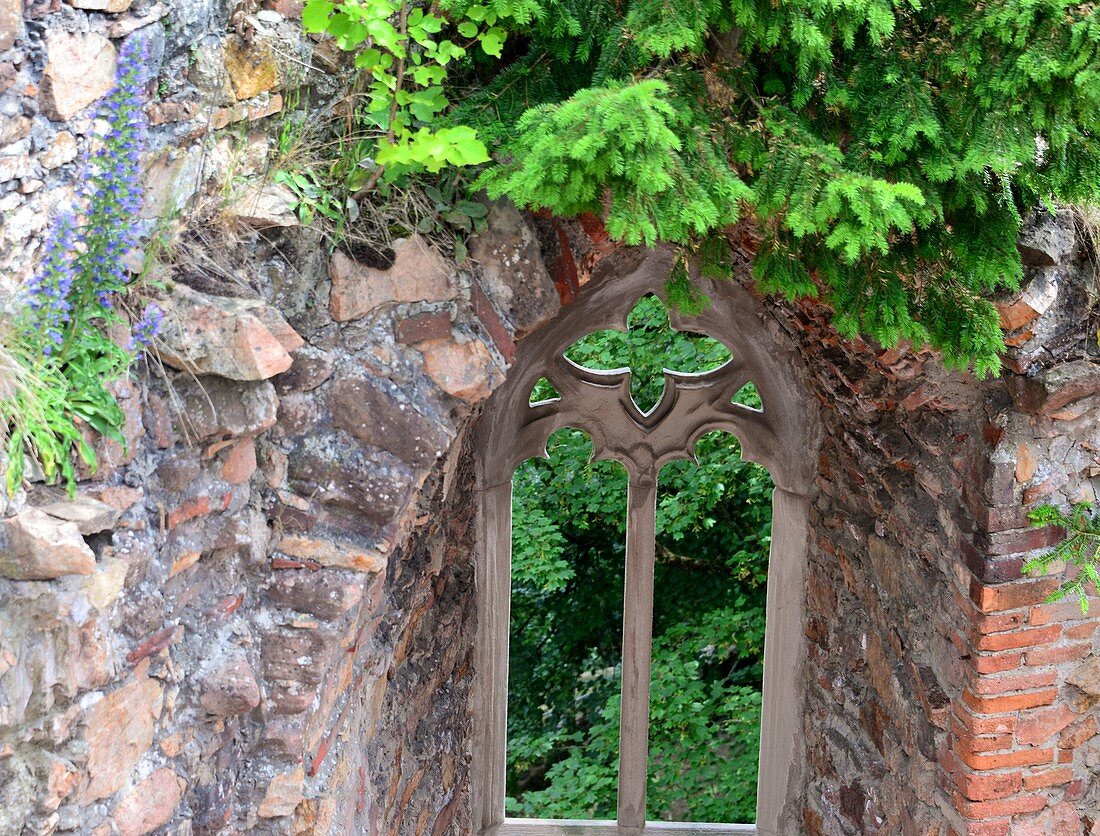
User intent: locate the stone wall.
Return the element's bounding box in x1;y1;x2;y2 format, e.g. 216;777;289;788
756;211;1100;834
0;1;558;831
2;0;1100;833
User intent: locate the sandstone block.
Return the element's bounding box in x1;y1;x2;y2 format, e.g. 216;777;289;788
39;496;121;535
275;348;334;394
1008;359;1100;415
262;629;335;714
40;757;79;814
83;677;164;801
1066;656;1100;697
225;182;300;229
0;152;32;183
0;508;95;580
285;450;411;534
112;768;185;836
419;336;499;402
329;235;453;321
329;377;449;467
469;199;560;334
220;438;257;485
157;284;298;381
257;766;304;818
39;130;78;170
276;535;385;573
0;0;22;52
177;376;278;441
1018;209;1077;266
0;116;32;148
41;31;116;121
268;570;364;620
224;37;279;101
200;655;261;716
69;0;134;11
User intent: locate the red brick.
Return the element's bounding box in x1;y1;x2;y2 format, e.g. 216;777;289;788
962;688;1058;714
220;438;257;485
1029;599;1100;625
975;625;1063;652
1016;704;1077;745
1050;801;1084;835
985;525;1065;556
971;578;1062;613
396;312;452;345
1022;767;1074;790
954;793;1047;819
954;768;1023;801
971;670;1058;695
1025;642;1091;666
1057;748;1074;764
974;610;1028;634
956;746;1053;771
969;653;1023;675
952;720;1015;754
1059;714;1098;749
1065;621;1099;639
167;495;211;529
470;281;516;363
955;708;1017;736
964;820;1011;836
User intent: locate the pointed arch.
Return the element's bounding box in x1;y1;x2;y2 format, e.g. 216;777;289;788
472;249;821;835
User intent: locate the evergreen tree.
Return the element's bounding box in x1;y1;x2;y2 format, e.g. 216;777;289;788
437;0;1100;374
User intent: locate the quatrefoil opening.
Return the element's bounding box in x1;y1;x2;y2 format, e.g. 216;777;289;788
528;295;736;415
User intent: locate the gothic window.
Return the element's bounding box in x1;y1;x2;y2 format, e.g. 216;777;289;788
473;254;817;836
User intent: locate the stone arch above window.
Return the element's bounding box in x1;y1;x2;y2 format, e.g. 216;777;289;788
472;249;821;835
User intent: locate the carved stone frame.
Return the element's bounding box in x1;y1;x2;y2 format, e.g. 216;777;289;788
472;250;820;836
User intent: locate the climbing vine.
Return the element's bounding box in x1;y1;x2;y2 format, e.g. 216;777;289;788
1;40;163;495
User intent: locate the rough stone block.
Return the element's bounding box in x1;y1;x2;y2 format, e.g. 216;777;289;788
1018;209;1078;266
418;336;500;402
157;284;297;381
199;654;261;716
268;569;364;620
0;508;95;580
111;768;185;836
69;0;134;11
469;199;560;334
257;766;304;818
0;0;22;52
329;235;454;321
224;36;279;101
175;376;278;441
276;535;385;573
40;31;116;121
83;677;164;801
38;496;121;535
329;377;450;467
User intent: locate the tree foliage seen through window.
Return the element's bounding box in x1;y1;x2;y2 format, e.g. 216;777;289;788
508;297;773;821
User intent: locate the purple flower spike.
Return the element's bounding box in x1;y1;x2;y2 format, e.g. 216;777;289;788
127;302;164;351
23;213;77;355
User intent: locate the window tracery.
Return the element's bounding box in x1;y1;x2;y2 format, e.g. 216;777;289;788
473;252;818;836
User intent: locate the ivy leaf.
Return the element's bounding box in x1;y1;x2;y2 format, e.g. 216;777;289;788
479;26;507;57
301;0;335;32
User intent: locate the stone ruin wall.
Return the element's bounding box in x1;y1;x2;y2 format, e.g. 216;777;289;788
762;210;1100;835
2;1;1100;834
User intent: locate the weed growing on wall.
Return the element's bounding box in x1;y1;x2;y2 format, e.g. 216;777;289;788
1;40;163;495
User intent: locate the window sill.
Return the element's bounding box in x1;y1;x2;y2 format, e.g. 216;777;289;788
486;819;757;835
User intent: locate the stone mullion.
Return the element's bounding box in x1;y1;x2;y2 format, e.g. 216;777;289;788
617;469;658;833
